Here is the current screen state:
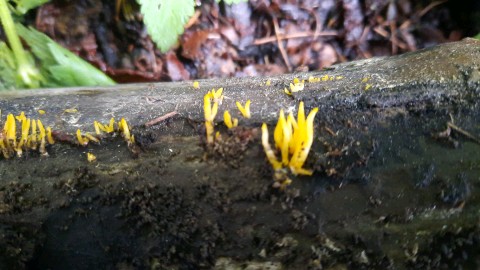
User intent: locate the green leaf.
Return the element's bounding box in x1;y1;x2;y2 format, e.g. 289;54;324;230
0;41;18;89
137;0;194;53
16;24;116;87
11;0;50;14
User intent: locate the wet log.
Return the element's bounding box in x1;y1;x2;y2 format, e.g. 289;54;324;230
0;38;478;132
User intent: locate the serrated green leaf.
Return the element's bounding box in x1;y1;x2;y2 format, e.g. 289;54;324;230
137;0;194;53
16;24;116;87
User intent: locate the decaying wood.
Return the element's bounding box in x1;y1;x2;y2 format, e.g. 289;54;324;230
0;38;478;132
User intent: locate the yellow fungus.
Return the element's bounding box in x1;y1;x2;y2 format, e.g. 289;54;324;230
265;79;271;86
205;121;214;144
84;133;100;143
236;100;251;119
193;81;200;89
93;117;115;134
15;112;26;122
29;118;37;149
5;114;16;147
289;79;304;93
261;102;319;184
37;119;48;156
336;76;344;80
94;121;101;135
365;84;372;91
38;109;46;115
223;111;238;129
118;118;134;145
361;77;370;83
261;123;282;170
87;153;97;162
76;129;89;146
46;127;54;144
64;108;78;113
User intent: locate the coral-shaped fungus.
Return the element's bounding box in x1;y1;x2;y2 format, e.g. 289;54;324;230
223;110;238;129
203;88;223;144
236;100;251;119
0;112;54;158
261;102;318;188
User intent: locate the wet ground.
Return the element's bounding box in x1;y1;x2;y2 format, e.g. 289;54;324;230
0;96;479;269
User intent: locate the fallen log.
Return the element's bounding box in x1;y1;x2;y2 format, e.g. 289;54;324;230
0;39;479;269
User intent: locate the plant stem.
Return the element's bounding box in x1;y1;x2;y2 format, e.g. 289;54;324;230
0;0;41;88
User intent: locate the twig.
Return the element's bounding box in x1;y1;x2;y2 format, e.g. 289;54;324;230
145;111;178;127
254;31;337;45
272;17;292;72
447;122;480;145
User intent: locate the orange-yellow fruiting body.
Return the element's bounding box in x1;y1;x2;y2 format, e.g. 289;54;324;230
94;121;101;134
193;81;200;89
261;123;282;170
236;100;251;119
6;114;16;147
87;152;97;162
76;129;88;146
261;102;319;185
46;127;54;144
223;110;237;129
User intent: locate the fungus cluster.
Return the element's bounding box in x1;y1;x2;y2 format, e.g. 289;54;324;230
261;102;318;188
0;110;135;160
203;88;223;144
0;112;54;158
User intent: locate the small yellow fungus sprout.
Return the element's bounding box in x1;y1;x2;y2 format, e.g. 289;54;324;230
285;78;305;95
118;118;135;145
308;76;320;83
236;100;251;119
206;88;224;104
223;110;238;129
87;152;97;162
94;121;101;134
29;118;37;149
365;84;372;91
15;118;30;156
261;102;319;187
37;119;48;155
265;79;271;86
336;76;344;80
84;133;100;143
94;118;116;134
361;77;370;83
76;129;89;146
46;127;54;144
15;112;26;122
64;108;78;113
38;109;46;115
193;81;200;89
5;114;16;148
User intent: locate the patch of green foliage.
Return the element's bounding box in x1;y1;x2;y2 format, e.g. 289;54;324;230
137;0;194;53
0;0;115;90
16;24;116;87
137;0;247;53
